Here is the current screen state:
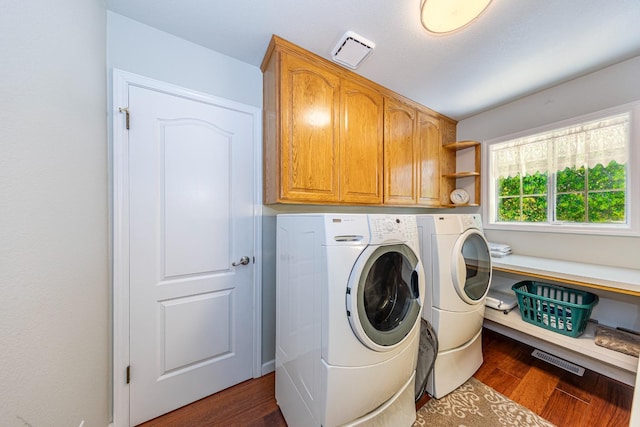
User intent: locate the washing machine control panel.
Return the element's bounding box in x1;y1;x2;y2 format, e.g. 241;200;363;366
461;214;483;230
369;215;418;243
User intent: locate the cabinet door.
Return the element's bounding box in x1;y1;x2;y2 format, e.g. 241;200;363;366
416;111;441;206
340;79;383;204
280;53;340;202
384;99;416;205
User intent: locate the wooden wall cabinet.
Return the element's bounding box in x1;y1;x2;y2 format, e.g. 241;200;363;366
262;36;383;205
262;35;476;208
383;98;443;207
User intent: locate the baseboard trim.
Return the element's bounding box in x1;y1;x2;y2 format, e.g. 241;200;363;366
262;359;275;376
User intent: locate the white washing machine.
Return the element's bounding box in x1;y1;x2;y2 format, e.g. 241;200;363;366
276;214;425;427
416;214;492;398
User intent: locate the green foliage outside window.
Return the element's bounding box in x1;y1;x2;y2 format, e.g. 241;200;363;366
497;197;520;221
497;161;625;224
523;172;547;195
557;166;585;192
556;193;585;222
522;196;547;222
498;174;520;197
588;191;625;223
497;172;548;222
588;162;626;190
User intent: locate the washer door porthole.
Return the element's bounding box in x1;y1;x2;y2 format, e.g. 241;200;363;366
346;244;423;351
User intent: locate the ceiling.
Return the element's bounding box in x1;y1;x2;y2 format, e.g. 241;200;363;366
106;0;640;120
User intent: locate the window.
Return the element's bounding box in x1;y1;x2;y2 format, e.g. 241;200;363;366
484;103;639;235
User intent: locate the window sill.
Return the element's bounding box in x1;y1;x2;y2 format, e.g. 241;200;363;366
483;221;640;237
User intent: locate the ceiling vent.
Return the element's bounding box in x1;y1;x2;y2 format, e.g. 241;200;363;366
330;31;375;69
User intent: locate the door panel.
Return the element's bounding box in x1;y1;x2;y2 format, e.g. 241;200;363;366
128;85;255;426
163;120;231;276
340;79;383;203
281;53;340;201
417;111;441;206
161;291;231;372
384;99;416;204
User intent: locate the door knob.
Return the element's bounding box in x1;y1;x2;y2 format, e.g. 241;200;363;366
232;256;251;267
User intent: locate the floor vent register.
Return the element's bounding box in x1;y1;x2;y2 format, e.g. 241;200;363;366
531;349;585;376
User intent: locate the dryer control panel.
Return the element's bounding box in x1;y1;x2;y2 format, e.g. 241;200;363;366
369;215;418;243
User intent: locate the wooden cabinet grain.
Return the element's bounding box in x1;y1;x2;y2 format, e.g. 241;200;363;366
339;79;384;204
275;50;341;203
262;36;383;204
383;98;444;206
262;35;473;207
384;98;417;205
416;111;443;206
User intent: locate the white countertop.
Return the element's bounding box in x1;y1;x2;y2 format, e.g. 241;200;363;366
491;254;640;295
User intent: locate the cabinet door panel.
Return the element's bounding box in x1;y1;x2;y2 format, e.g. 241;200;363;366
340;80;383;204
281;54;340;202
417;111;441;206
384;100;416;204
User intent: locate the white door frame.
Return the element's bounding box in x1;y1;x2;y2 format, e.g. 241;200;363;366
111;69;263;427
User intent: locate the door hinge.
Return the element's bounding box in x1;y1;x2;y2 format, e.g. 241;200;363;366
118;107;130;130
126;365;131;384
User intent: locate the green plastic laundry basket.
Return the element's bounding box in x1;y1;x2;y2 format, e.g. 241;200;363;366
511;281;598;338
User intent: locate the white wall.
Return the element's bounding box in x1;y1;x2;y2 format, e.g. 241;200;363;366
0;1;109;426
107;12;262;108
457;56;640;269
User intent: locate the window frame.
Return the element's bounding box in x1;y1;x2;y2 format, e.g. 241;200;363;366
482;101;640;237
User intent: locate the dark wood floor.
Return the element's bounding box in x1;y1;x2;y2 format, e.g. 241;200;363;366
138;328;634;426
475;329;633;427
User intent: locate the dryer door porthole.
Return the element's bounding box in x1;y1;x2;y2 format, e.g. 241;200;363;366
451;229;492;304
346;244;422;351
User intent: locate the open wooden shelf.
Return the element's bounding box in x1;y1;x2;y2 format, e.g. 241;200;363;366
442;171;480;179
441;140;481;206
443;140;480;151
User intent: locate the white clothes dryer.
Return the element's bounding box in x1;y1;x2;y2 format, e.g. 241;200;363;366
276;214;425;427
416;214;491;398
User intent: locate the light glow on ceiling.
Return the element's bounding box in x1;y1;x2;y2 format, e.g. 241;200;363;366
421;0;492;34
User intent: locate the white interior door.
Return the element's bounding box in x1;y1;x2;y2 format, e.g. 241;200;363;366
127;85;256;425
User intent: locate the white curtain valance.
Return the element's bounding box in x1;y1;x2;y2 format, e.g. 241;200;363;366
491;113;629;178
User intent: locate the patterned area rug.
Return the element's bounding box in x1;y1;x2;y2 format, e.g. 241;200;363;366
414;378;556;427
